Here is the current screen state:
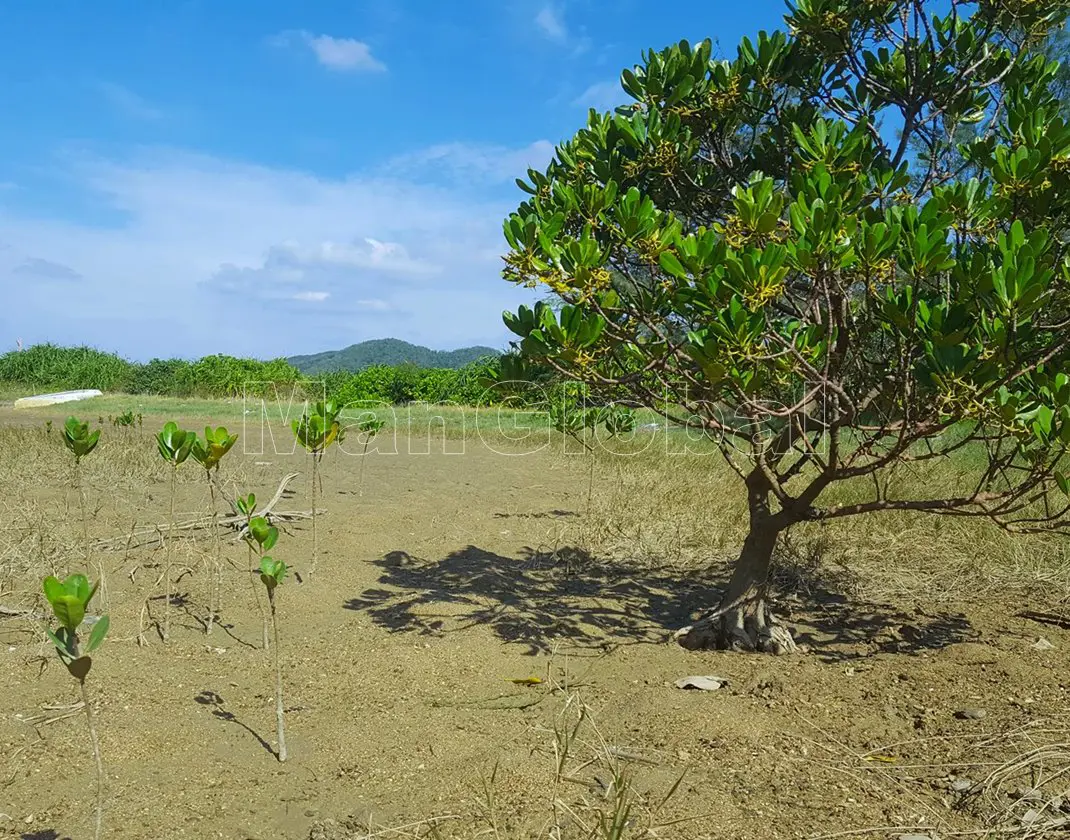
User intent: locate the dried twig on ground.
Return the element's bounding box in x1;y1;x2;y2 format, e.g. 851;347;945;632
94;473;315;551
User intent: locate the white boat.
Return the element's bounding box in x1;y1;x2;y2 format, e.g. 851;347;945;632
13;389;104;409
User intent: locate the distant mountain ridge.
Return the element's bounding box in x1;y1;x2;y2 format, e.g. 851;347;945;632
287;338;501;374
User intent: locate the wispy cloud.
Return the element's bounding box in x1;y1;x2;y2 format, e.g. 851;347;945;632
534;6;567;42
0;146;540;358
533;6;592;56
269;30;387;73
254;237;440;279
381;141;555;186
571;79;627;112
13;257;83;282
96;82;166;121
292;290;330;302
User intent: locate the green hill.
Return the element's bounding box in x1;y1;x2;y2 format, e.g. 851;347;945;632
287;338;500;374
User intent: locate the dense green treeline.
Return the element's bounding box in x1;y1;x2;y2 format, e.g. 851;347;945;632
0;343;505;406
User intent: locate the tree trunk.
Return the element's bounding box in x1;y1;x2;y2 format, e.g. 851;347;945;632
674;470;797;654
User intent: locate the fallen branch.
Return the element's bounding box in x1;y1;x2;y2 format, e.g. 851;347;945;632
95;509;323;552
94;473;314;551
225;471;299;519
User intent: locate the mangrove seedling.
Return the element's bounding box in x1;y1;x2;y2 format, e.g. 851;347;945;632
291;400;342;575
247;515;279;557
601;405;636;439
191;426;238;635
550;399;599;514
356;416;385;497
550;399;595;450
61;416;101;580
239;500;274;650
598;406;637;518
112;410;136;432
259;555;288;762
154;421;195;642
42;573;110;840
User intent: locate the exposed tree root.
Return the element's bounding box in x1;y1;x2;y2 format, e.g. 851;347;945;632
674;597;797;655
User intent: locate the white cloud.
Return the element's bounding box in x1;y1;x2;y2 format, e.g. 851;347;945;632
382;140;555;186
289;238;437;275
270;30;386;73
535;7;567;42
572;79;628;112
96;82;166;121
305;34;386;72
532;6;592;56
0;146;540;359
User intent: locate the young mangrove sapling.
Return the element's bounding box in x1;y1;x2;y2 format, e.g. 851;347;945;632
154;421;195;642
356;416;385;497
60;416;101;574
240;502;275;650
550;399;599;515
190;426;238;634
291;400;342;575
259;554;288;762
42;573;110;840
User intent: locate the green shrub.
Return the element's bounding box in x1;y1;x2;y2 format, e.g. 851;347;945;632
126;358;196;396
0;344;132;392
189;355;300;398
1;345;520;406
322;357;506;407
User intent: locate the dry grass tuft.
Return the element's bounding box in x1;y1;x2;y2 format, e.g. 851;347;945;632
562;440;1070;614
966;719;1070;837
308;681;695;840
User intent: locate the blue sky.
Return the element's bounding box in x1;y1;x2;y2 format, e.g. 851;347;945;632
0;0;787;361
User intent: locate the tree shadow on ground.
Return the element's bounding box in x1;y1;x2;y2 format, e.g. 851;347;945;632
343;544;977;659
788;595;977;663
344;546;717;655
21;831;68;840
770;533;978;661
1018;609;1070;630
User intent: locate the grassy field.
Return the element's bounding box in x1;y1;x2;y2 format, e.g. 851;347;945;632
0;387;716;450
1;399;1069;839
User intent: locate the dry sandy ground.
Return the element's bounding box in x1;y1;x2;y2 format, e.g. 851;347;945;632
2;413;1069;840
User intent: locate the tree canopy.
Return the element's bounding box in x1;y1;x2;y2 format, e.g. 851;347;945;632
500;0;1070;652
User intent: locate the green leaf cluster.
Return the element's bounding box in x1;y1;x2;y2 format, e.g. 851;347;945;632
292;401;344;455
191;425;239;473
259;556;287;595
62;416;100;462
358;417;386;437
42;574;109;680
155;421;196;466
